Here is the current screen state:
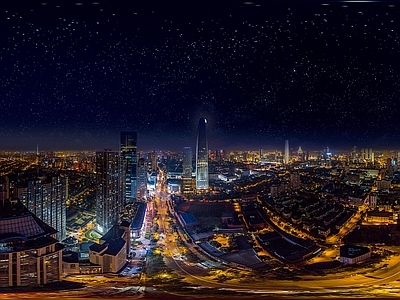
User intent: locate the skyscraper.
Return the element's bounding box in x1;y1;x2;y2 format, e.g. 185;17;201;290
183;147;192;178
137;157;147;200
284;139;290;164
196;118;208;190
297;146;304;162
150;150;157;172
182;147;193;195
120;132;137;204
96;149;121;234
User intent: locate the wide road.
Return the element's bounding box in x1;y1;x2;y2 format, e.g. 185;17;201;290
149;170;400;297
154;171;181;258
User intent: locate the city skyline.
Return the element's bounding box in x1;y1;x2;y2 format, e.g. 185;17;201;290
1;1;400;151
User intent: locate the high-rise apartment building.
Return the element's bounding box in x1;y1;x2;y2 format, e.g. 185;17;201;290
290;172;301;190
182;147;193;195
183;147;192;178
361;148;374;162
15;173;67;241
0;176;9;203
150;151;157;172
284;139;290;164
96;150;121;234
196;118;209;190
137;157;147;200
120;132;137;204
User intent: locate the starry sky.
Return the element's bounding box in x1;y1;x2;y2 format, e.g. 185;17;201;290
1;0;400;152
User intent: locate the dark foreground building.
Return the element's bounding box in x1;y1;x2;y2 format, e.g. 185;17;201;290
0;198;63;287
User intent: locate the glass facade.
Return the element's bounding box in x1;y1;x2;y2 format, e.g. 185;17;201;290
137;158;147;199
120;132;138;204
196;118;209;190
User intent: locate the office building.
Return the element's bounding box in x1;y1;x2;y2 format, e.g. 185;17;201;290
196;118;209;190
297;146;304;162
96;150;122;234
284;139;290;164
182;147;193;196
137;157;147;200
0;198;63;287
120;132;138;204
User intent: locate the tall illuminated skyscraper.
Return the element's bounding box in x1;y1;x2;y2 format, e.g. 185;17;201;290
182;147;193;195
137;157;147;200
284;139;290;164
95;149;121;234
196;118;208;190
120;132;137;204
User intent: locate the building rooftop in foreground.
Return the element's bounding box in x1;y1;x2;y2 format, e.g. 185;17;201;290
340;245;370;258
0;198;63;287
0;198;58;251
130;201;147;231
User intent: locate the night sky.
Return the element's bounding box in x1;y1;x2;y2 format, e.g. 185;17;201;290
1;0;400;152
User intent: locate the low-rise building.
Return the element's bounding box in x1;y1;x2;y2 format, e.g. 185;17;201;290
366;211;393;223
318;225;331;237
339;245;371;264
88;223;130;273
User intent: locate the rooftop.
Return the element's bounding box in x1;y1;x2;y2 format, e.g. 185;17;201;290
0;198;57;240
340;245;370;258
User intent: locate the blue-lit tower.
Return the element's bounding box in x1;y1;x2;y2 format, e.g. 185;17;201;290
120;132;137;204
196;118;208;190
